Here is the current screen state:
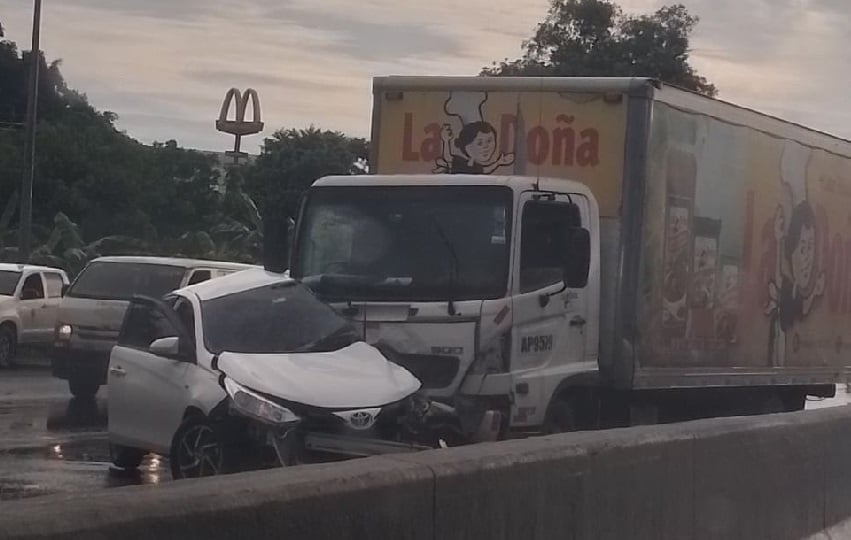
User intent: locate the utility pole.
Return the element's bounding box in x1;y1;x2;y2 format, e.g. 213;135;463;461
19;0;42;261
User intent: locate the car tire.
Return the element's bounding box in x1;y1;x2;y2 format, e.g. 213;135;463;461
0;326;16;369
69;381;99;399
543;396;577;434
169;416;237;480
110;443;145;470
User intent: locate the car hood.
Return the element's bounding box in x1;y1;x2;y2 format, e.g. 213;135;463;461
216;341;421;409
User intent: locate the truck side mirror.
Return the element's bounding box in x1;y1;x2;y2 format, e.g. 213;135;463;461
263;213;290;274
563;227;591;288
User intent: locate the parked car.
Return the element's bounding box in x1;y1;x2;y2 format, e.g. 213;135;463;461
107;267;464;480
0;264;70;368
52;256;257;398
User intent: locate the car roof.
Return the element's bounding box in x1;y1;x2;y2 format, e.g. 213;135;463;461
0;263;66;274
175;267;293;301
89;256;257;271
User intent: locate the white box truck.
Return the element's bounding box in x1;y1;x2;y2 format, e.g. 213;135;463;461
272;77;851;438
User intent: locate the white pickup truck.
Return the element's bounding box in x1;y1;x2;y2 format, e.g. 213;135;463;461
0;263;69;367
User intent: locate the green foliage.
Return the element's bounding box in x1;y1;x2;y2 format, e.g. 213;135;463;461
482;0;716;97
0;211;150;275
0;24;367;272
245;127;368;220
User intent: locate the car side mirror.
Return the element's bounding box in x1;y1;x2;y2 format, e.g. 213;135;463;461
149;336;182;358
563;227;591;288
263;213;290;274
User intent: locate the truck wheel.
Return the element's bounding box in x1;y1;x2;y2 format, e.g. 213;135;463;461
69;381;99;399
0;326;16;368
170;416;238;480
543;397;577;434
110;443;145;470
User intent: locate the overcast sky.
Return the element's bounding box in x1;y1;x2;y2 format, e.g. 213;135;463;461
0;0;849;153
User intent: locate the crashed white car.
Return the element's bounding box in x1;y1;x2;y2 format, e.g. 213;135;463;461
107;267;462;479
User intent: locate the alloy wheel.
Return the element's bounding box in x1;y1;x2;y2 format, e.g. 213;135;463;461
175;424;223;478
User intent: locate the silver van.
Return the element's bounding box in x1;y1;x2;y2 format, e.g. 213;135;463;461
52;256;257;398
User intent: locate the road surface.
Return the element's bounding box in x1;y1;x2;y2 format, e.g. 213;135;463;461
0;364;848;501
0;366;168;501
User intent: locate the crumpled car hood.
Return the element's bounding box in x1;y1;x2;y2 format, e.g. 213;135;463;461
217;341;421;409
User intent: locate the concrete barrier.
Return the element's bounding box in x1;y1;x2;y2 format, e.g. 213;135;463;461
2;407;850;540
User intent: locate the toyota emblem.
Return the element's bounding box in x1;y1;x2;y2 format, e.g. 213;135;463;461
349;411;375;430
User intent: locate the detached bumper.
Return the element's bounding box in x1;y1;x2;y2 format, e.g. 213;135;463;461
51;347;110;385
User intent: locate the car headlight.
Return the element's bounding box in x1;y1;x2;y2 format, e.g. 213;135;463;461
55;324;72;342
224;378;300;425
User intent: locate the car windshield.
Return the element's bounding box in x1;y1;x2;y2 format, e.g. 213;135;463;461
201;281;361;354
292;185;512;301
0;271;21;296
67;262;186;301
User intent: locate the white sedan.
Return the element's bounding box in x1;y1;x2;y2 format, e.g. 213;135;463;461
107;267;461;479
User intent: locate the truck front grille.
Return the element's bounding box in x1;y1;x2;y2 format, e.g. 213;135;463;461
393;354;459;389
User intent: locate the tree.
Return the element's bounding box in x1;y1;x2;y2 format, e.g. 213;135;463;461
0;21;233;265
245;127;368;221
482;0;716;97
0;19;372;269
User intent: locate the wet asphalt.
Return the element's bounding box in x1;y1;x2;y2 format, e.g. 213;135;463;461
0;355;848;502
0;359;168;501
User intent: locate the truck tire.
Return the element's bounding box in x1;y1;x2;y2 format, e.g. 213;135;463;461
110;443;145;470
0;326;16;369
69;381;99;399
543;396;577;434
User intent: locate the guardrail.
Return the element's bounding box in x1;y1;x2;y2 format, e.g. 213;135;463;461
2;406;849;539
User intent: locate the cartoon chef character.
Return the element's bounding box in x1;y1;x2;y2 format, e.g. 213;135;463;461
433;91;514;175
765;140;825;367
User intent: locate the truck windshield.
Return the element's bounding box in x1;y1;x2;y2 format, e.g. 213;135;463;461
0;271;21;296
292;185;512;301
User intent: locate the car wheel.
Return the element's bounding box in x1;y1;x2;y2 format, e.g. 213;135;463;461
0;326;16;369
69;381;99;399
170;416;235;480
110;443;145;470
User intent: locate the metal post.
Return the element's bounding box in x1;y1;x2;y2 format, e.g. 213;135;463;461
19;0;42;261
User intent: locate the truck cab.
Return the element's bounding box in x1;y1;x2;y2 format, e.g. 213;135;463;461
289;174;598;437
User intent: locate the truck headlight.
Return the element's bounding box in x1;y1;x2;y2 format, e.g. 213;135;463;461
470;332;511;374
55;324;72;342
224;378;300;425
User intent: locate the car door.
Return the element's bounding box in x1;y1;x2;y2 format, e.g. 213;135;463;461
509;192;592;427
108;296;196;454
15;272;48;343
40;272;66;339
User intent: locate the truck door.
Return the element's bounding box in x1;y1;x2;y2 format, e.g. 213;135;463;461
509;192;592;428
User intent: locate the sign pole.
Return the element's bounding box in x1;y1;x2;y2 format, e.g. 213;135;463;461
19;0;42;261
